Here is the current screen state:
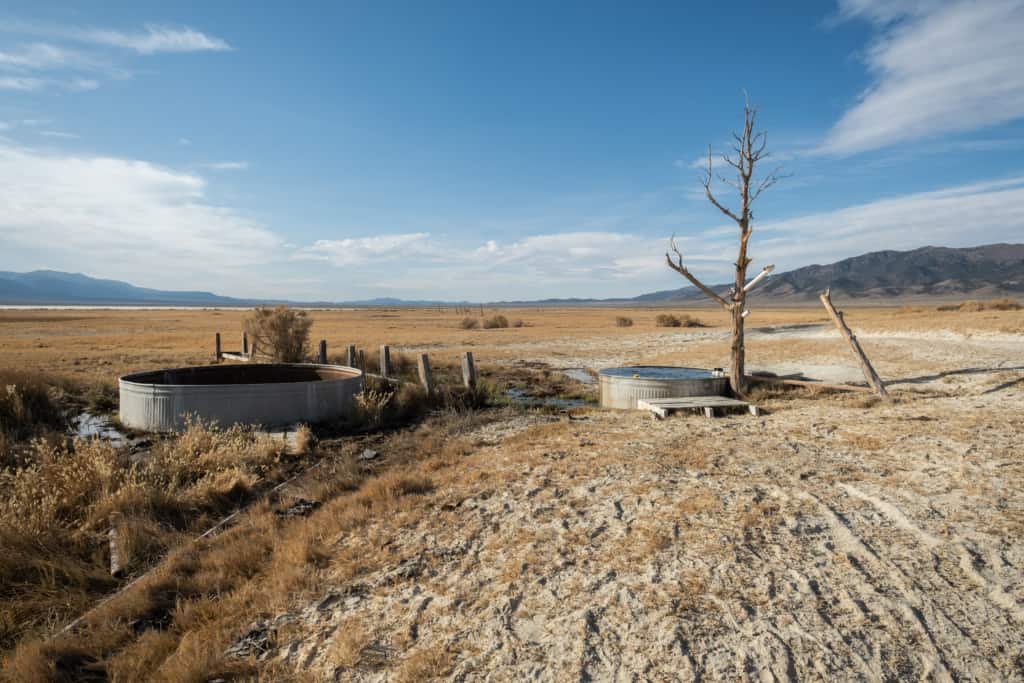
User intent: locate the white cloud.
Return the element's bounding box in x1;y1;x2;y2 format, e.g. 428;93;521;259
0;142;283;288
743;175;1024;269
833;0;941;24
0;22;229;92
296;233;435;267
822;0;1024;154
68;78;99;91
0;42;91;71
207;161;248;171
0;22;231;55
39;130;79;139
297;230;681;297
74;25;231;55
0;143;1019;299
0;76;43;90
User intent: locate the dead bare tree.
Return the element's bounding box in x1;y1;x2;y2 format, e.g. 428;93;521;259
666;95;784;395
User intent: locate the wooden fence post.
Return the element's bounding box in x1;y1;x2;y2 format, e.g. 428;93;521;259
318;339;327;364
346;344;356;367
417;353;434;394
215;333;222;361
242;332;248;358
461;351;476;389
379;345;392;378
820;289;889;398
358;350;365;373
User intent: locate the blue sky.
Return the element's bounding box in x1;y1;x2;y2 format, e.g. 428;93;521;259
1;0;1023;301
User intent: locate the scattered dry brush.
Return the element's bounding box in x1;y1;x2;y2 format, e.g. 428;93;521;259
243;306;313;362
655;313;706;328
937;298;1021;312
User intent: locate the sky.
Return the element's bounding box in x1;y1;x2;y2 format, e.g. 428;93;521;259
0;0;1023;302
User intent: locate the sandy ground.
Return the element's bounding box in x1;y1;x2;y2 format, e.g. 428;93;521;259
2;306;1022;679
245;318;1023;681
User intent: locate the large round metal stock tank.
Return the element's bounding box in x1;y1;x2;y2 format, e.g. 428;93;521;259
598;366;728;409
119;363;363;431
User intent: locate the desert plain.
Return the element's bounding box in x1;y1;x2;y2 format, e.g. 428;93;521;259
1;303;1022;681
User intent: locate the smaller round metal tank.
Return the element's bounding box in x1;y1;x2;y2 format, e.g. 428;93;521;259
598;366;728;409
119;363;363;431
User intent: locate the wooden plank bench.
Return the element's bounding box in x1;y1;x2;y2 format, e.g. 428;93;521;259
637;396;760;419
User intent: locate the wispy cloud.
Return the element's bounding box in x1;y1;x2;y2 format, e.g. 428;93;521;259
0;42;95;71
822;0;1024;155
0;142;282;289
0;22;230;92
0;76;43;90
741;175;1024;268
39;130;79;139
296;233;437;267
1;137;1020;299
0;22;231;55
71;25;231;55
207;161;248;171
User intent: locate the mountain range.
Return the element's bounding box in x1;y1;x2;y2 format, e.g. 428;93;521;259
1;243;1021;307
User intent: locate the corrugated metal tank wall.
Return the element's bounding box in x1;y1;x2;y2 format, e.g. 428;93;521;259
119;363;363;431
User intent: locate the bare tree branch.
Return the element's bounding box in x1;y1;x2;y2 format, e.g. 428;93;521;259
664;236;734;310
702;146;742;224
715;172;741;191
667;93;786;395
750;166;789;204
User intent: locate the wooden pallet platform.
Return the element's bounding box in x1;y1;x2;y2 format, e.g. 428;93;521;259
637;396;760;419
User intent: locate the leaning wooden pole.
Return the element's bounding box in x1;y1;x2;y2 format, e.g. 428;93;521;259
819;289;888;398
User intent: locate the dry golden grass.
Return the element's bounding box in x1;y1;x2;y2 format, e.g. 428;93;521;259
0;418;291;652
0;306;830;382
393;645;453;682
292;423;313;455
329;616;374;669
1;408;476;681
937;298;1021;312
1;305;1020;399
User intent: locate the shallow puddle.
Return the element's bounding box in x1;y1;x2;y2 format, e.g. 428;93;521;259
561;368;597;385
72;412;129;447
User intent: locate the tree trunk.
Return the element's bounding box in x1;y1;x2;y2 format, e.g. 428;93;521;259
730;291;746;395
730;219;751;396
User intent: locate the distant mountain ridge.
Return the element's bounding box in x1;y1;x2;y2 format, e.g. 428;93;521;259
639;243;1024;303
0;270;243;305
1;243;1021;306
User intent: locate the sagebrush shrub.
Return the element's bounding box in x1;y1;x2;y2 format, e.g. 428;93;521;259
482;315;509;329
655;313;705;328
243;306;313;362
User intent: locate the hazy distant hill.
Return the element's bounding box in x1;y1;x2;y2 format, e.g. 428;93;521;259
2;244;1021;306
